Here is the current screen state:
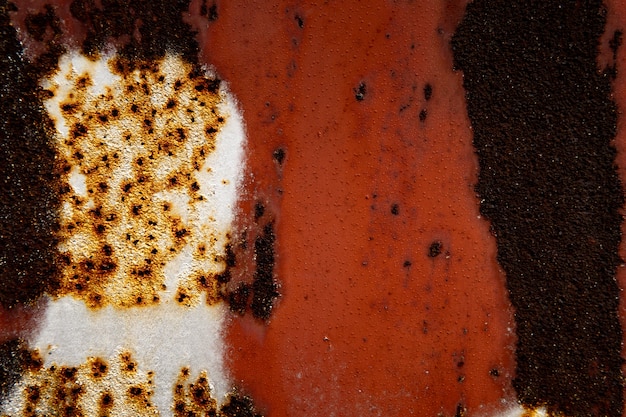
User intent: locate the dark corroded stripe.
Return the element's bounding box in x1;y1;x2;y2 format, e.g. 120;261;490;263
0;0;60;308
69;0;200;61
452;1;624;416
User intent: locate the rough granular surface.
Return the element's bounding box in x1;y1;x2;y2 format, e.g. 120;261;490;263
70;0;200;62
453;1;624;416
0;0;60;307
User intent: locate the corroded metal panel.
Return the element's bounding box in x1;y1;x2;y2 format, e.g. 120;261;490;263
2;1;626;417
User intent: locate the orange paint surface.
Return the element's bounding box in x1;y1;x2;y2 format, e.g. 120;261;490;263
195;1;516;415
605;2;626;416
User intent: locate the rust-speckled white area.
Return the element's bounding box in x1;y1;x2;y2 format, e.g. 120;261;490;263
0;50;246;416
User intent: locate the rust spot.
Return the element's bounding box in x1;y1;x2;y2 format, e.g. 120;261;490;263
173;369;218;416
194;273;221;305
228;283;250;315
124;382;154;411
1;347;164;414
272;147;285;165
428;241;443;258
120;351;137;375
200;1;219;22
98;391;114;415
220;391;263;417
3;341;264;416
250;222;279;321
89;357;108;378
354;82;366;101
424;83;433;101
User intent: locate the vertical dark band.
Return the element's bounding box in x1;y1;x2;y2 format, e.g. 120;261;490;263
0;1;60;307
452;1;624;416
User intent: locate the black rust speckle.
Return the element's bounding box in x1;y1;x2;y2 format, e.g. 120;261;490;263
0;339;26;403
200;0;218;22
25;5;61;43
254;202;265;220
273;148;286;165
228;283;250;315
295;14;304;29
424;83;433;101
0;339;42;404
220;392;263;417
453;1;624;416
250;222;279;321
428;241;442;258
354;82;367;101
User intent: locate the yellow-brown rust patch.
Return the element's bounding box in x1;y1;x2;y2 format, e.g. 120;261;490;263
173;368;218;416
42;53;234;308
6;350;157;417
0;345;258;417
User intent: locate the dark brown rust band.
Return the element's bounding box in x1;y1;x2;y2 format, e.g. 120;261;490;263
453;1;624;415
70;0;200;62
0;0;61;308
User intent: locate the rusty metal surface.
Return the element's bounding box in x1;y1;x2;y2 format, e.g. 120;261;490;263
2;1;626;416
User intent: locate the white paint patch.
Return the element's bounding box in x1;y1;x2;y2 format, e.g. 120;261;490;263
479;404;548;417
24;296;229;412
0;50;246;416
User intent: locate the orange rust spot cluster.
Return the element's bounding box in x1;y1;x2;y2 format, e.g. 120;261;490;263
173;368;218;416
124;383;155;413
20;365;84;417
4;350;158;417
88;357;108;379
1;343;262;417
44;53;231;308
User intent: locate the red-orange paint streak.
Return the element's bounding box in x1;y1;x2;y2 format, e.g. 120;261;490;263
0;301;45;344
197;1;516;415
604;1;626;416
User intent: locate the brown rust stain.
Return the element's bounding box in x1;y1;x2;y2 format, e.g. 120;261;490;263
3;349;158;417
173;368;218;416
220;205;280;322
219;392;263;417
44;52;231;309
125;382;156;413
2;343;264;417
0;1;63;309
97;391;114;416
